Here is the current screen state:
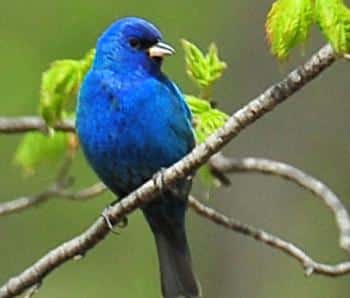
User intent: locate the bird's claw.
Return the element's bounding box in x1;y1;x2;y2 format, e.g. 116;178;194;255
101;205;129;234
101;206;120;235
152;168;185;197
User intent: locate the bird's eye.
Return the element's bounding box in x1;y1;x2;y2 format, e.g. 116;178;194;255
129;38;141;49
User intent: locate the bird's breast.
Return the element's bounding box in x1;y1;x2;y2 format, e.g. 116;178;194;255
77;96;190;194
77;70;194;194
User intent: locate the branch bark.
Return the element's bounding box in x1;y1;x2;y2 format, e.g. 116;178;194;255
0;44;337;297
0;182;107;217
189;197;350;277
210;155;350;253
3;155;349;272
0;117;74;134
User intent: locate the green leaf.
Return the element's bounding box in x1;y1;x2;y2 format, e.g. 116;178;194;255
315;0;350;54
266;0;314;60
40;49;95;126
14;132;70;173
182;40;227;100
186;95;229;143
187;94;228;188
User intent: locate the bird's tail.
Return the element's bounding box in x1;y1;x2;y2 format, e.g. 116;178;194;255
143;195;200;298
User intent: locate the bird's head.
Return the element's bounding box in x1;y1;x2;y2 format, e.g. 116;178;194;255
93;17;175;74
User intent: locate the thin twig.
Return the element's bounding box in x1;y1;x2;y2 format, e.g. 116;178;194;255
189;197;350;277
0;182;107;217
0;117;74;134
0;155;75;217
0;190;56;217
0;44;337;297
210;155;350;253
60;182;107;201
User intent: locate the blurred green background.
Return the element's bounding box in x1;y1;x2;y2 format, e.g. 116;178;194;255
1;1;350;297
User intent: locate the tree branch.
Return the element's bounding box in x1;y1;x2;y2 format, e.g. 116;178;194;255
0;144;106;218
4;155;349;273
0;44;337;297
4;155;349;279
0;155;75;217
0;182;107;217
189;197;350;277
0;117;74;134
60;182;107;201
209;155;350;253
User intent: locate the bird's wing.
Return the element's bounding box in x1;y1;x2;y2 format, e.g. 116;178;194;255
153;77;195;154
162;77;195;145
168;81;193;125
118;76;195;167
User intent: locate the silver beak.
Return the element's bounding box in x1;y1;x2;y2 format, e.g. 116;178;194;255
148;41;175;58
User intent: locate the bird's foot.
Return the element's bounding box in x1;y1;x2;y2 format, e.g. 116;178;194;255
101;206;120;235
101;205;129;234
152;168;187;198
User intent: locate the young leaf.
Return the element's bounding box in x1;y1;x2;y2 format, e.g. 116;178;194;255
266;0;314;60
186;95;229;143
315;0;350;54
185;95;229;188
14;132;70;173
40;49;95;126
182;40;227;100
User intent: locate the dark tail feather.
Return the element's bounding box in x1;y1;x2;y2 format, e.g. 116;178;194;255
143;195;200;298
153;224;200;298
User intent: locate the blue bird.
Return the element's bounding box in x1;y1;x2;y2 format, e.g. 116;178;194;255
76;17;200;298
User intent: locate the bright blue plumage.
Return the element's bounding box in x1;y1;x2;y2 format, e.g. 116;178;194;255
76;17;199;298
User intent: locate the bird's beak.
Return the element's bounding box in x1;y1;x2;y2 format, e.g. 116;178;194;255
148;41;175;58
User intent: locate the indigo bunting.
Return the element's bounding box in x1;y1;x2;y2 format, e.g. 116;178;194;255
76;17;200;298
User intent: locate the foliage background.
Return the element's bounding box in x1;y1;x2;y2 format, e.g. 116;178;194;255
1;1;350;297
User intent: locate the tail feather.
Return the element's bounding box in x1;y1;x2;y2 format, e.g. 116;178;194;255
143;192;200;298
153;224;200;298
